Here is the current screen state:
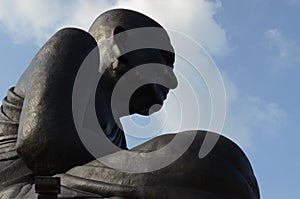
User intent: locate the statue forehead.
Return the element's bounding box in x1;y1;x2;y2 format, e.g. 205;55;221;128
88;9;169;44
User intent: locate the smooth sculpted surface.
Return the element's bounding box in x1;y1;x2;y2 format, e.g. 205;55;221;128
0;9;260;198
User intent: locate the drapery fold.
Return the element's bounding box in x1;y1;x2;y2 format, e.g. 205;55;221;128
0;87;23;163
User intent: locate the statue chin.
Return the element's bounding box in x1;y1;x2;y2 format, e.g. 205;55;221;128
135;108;152;116
129;87;167;116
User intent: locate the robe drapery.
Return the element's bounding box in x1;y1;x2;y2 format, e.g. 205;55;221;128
1;131;259;199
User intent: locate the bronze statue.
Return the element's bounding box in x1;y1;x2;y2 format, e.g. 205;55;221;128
0;9;259;198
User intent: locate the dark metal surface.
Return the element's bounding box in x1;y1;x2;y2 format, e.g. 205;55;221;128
35;176;60;194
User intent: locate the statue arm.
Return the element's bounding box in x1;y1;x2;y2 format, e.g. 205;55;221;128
14;28;99;175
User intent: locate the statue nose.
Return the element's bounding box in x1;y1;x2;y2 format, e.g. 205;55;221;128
163;69;178;89
155;63;178;90
149;49;178;89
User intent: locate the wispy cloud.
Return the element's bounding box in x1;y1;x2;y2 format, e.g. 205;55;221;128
265;28;298;72
221;72;286;148
289;0;300;6
265;28;294;59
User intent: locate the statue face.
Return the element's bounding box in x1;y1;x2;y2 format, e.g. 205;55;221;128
106;48;177;116
90;9;178;116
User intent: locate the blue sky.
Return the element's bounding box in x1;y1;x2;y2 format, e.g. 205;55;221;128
0;0;299;198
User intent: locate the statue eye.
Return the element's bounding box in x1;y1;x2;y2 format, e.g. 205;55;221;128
160;50;175;67
113;26;126;38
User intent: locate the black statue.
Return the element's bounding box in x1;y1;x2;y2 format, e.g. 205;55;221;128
0;9;259;199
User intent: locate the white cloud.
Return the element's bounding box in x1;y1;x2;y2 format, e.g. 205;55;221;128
0;0;113;44
0;0;63;44
115;0;230;56
0;0;230;56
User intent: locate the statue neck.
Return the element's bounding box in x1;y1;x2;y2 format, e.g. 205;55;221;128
96;78;127;149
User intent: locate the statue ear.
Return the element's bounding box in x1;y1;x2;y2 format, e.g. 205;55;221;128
111;26;128;62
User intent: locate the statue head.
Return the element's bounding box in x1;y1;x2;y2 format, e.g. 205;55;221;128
89;9;178;116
